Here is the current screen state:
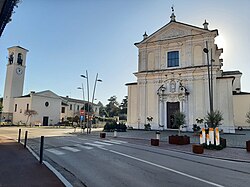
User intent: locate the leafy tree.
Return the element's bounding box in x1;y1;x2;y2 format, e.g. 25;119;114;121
24;109;38;126
205;110;223;128
173;111;186;136
119;96;128;114
246;111;250;124
106;96;120;117
0;104;2;113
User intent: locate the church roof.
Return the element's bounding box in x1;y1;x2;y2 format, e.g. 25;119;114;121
135;20;218;46
222;71;242;76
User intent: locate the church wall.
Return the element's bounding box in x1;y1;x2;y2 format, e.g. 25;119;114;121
216;78;235;133
146;78;158;129
127;84;138;128
233;94;250;128
12;97;31;125
30;95;61;125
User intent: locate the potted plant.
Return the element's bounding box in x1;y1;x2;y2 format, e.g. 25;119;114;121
205;110;225;148
169;111;190;145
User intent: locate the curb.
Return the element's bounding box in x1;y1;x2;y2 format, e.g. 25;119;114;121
3;135;73;187
88;134;250;163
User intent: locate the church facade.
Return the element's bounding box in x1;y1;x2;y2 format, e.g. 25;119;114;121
126;11;250;133
1;46;100;126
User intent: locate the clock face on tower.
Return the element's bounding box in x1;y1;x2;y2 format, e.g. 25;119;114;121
16;67;23;75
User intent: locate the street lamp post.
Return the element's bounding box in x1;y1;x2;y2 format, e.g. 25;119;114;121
80;71;102;134
77;83;85;132
203;41;213;113
90;73;102;133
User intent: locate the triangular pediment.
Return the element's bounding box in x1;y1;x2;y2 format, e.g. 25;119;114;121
34;90;61;99
135;21;217;46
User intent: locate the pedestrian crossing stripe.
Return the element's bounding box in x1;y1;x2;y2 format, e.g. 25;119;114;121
45;140;128;156
94;141;113;146
84;142;104;147
75;144;93;150
61;146;80;152
46;148;65;155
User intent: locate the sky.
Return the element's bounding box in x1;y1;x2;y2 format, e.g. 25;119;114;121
1;0;250;105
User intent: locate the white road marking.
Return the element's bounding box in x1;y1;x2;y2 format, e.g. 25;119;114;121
61;146;80;152
94;141;113;146
84;142;104;147
46;148;65;155
66;139;83;144
110;140;128;144
109;150;224;187
102;140;121;144
75;144;93;150
98;147;108;151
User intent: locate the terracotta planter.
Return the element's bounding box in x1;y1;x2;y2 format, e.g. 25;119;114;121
169;135;190;145
246;140;250;152
220;138;226;148
100;132;106;138
169;135;178;144
192;144;204;154
151;139;159;146
177;136;190;145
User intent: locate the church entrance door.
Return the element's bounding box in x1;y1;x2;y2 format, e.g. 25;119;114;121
43;116;49;126
167;102;180;129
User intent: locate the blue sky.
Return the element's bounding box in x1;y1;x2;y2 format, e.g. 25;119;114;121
1;0;250;105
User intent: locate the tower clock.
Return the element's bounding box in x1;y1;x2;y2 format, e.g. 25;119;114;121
2;46;29;115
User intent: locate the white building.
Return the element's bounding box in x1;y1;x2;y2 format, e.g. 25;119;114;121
126;10;250;133
1;46;100;126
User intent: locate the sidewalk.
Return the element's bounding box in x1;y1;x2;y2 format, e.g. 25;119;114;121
85;129;250;162
0;136;65;187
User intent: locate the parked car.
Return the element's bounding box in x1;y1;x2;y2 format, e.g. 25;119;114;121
0;119;12;126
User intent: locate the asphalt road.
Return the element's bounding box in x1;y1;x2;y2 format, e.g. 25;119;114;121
1;127;250;187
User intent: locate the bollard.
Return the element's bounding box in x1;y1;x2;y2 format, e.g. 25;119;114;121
40;136;44;164
114;130;117;138
24;131;28;148
156;131;160;140
18;129;21;143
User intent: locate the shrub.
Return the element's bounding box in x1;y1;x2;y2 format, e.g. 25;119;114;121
103;121;127;132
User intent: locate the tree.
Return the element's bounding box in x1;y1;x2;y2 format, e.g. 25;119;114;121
106;96;120;117
246;111;250;124
173;111;186;136
205;110;223;128
24;110;38;126
119;96;128;115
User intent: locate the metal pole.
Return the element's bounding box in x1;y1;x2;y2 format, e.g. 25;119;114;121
24;131;28;148
18;129;21;143
81;83;85;132
90;73;98;133
86;70;90;134
210;48;213;112
205;41;212;113
40;136;44;164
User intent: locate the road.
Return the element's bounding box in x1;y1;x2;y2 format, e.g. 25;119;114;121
1;127;250;187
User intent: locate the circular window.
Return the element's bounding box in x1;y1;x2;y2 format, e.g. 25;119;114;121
45;102;49;107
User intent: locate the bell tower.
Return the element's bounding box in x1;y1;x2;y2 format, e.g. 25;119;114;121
2;46;28;118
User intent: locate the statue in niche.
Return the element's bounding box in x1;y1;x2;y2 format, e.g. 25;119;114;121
8;52;14;64
170;80;176;93
17;53;23;65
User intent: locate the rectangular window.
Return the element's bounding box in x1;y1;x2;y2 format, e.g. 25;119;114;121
61;107;65;113
26;104;29;111
70;104;72;110
14;104;17;112
77;105;79;111
167;51;179;67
